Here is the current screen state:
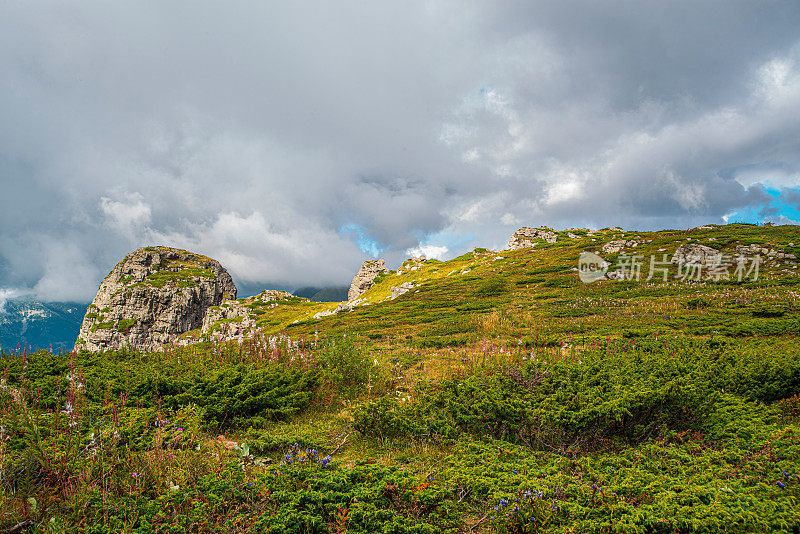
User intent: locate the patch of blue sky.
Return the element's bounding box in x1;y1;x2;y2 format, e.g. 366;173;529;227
338;224;384;257
428;229;473;249
726;187;800;224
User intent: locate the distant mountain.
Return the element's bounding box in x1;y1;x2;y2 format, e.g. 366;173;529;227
293;286;349;302
0;298;88;352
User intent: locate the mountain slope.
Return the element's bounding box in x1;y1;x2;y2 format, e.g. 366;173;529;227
0;298;88;352
195;223;800;356
293;285;349;302
3;223;800;532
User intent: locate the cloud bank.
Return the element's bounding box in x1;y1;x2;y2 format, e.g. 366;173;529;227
1;1;800;300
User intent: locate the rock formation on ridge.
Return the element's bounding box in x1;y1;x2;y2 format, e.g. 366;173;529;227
348;259;389;301
75;246;237;352
200;290;296;338
508;227;558;249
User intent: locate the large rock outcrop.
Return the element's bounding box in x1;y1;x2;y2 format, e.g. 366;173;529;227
508;227;558;249
671;244;721;266
75;246;237;352
348;259;388;301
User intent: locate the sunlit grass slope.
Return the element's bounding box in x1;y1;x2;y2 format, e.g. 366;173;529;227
2;223;800;533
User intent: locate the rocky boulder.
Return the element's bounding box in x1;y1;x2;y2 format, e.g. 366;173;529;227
671;244;721;266
389;281;415;300
348;259;389;301
508;227;558;249
75;246;237;352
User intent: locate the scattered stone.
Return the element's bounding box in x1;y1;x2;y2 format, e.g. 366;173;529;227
390;282;414;300
508;226;558;249
565;227;589;237
254;289;295;302
216;435;238;451
75;246;236;352
397;256;426;275
735;244;795;259
348;259;389;301
313;308;335;319
601;240;639;254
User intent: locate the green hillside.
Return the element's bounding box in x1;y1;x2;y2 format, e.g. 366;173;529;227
2;224;800;533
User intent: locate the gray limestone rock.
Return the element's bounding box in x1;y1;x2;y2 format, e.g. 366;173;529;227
75;246;236;352
671;244;721;266
347;259;388;301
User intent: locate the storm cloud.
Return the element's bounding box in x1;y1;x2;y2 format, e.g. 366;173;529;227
2;0;800;301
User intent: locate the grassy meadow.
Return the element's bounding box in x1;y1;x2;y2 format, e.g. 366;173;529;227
2;223;800;533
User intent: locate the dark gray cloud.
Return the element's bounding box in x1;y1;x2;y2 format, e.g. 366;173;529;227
1;0;799;302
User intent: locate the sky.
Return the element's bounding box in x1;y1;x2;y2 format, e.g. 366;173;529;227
2;1;800;303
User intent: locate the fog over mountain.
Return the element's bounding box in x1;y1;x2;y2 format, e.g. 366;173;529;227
2;1;800;305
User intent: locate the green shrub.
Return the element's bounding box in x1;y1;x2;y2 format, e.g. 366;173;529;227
752;304;785;317
174;365;317;428
116;318;136;332
353;396;416;439
685;297;710;309
476;276;509;297
318;334;374;398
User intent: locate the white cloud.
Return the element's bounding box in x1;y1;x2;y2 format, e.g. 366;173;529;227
31;241;103;302
405;244;449;260
99;193;152;240
0;288;24;313
145;210;365;287
1;2;800;300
